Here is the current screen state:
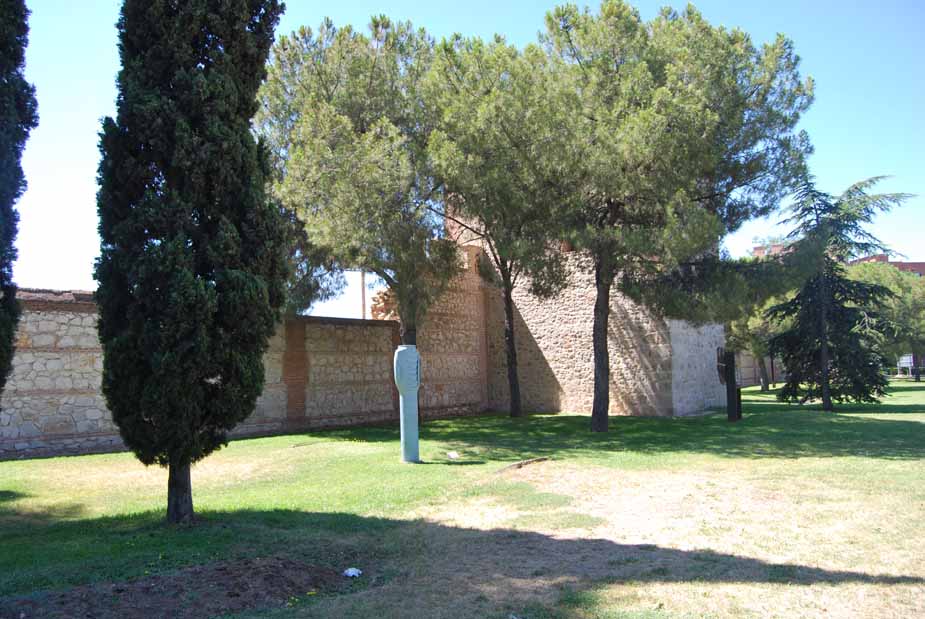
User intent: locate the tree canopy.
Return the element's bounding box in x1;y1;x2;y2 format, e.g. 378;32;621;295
95;0;288;523
258;17;460;344
0;0;38;395
425;36;573;416
768;177;911;409
848;260;925;368
541;1;814;430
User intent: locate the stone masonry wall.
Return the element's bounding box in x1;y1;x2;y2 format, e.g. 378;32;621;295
1;272;490;459
0;292;121;456
485;253;725;416
1;243;725;458
418;246;489;418
668;320;727;416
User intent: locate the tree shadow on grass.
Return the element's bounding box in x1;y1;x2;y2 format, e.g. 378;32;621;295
0;506;922;618
743;382;925;415
0;491;25;503
312;399;925;462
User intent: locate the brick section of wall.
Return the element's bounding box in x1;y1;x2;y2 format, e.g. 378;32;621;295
283;320;307;422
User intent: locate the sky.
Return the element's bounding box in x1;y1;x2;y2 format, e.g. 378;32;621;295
14;0;925;319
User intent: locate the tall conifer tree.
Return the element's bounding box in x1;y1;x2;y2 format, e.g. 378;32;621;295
768;177;910;410
0;0;38;395
95;0;287;523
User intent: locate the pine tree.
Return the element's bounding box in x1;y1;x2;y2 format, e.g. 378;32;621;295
543;1;814;431
95;0;287;524
0;0;38;395
257;17;460;345
767;177;910;410
426;37;571;418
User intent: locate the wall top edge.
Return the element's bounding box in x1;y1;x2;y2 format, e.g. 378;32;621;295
291;314;398;328
13;289;400;329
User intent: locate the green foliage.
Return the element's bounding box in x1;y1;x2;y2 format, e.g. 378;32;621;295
769;264;892;404
848;261;925;362
768;178;910;406
537;1;813;427
280;206;345;315
258;17;460;341
544;1;814;286
94;0;288;467
727;296;783;359
425;36;571;299
0;0;38;395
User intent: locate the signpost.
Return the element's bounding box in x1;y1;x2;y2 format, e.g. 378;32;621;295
393;345;421;463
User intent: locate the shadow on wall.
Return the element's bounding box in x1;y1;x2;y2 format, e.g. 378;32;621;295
486;295;562;414
0;505;922;617
608;299;672;417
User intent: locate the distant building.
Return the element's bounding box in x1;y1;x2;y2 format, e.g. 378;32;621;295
751;242;790;258
851;254;925;277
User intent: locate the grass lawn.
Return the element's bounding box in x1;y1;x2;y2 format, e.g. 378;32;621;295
1;382;924;618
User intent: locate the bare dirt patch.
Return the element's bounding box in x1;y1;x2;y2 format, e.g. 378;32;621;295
396;459;925;619
0;555;346;619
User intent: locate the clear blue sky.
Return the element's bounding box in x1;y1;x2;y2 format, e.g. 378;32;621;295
15;0;924;318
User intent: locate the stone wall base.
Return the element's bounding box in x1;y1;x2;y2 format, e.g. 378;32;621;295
0;404;488;461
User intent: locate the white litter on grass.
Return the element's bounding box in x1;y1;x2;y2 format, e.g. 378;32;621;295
343;567;363;578
447;451;460;460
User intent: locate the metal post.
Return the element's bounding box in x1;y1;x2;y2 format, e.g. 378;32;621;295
360;270;366;319
724;351;738;422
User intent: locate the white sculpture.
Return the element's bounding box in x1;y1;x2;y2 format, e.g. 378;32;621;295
393;345;421;463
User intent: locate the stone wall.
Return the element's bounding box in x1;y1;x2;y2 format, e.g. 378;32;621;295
735;350;785;388
1;244;726;458
0;291;122;457
484;253;726;417
418;246;489;417
0;268;490;459
668;321;727;416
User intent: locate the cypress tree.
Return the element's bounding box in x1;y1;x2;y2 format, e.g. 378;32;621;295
95;0;287;524
0;0;38;395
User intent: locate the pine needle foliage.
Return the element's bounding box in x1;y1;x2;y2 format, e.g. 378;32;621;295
258;17;460;344
768;177;911;409
543;1;814;430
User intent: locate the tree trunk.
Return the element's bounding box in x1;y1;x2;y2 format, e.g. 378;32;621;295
501;271;523;418
724;351;739;422
817;274;834;411
590;259;612;433
913;352;921;382
400;323;417;346
819;341;833;410
167;460;194;524
757;355;770;392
